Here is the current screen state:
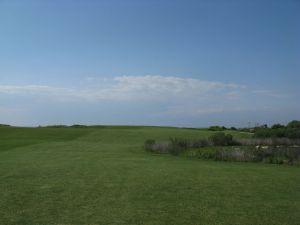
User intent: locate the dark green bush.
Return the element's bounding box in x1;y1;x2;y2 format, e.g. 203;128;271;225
208;126;227;131
286;129;300;139
209;132;235;146
70;124;88;128
287;120;300;129
0;124;11;127
271;124;285;129
45;125;68;128
253;120;300;139
169;137;188;149
212;146;300;164
168;138;188;155
254;127;300;139
190;139;209;148
144;136;300;165
195;148;217;159
144;139;156;152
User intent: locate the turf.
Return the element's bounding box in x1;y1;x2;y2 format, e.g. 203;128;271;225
0;126;299;225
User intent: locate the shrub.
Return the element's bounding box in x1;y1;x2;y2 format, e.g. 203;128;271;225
168;138;188;155
144;139;171;154
144;139;156;152
195;148;217;159
253;128;272;138
254;127;300;139
236;138;300;146
286;129;300;139
287;120;300;129
45;125;68;128
213;146;300;164
70;124;88;128
208;126;226;131
169;137;189;149
253;120;300;139
0;124;11;127
144;138;209;155
190;139;209;148
144;137;300;165
215;148;254;162
209;132;235;146
271;124;285;129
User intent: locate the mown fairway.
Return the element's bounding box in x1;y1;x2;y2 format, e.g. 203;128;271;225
0;126;299;225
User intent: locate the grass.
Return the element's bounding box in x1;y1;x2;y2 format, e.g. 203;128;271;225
0;126;299;225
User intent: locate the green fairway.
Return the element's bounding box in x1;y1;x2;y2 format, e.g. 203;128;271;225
0;126;299;225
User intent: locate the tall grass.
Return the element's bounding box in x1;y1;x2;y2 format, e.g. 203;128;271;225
236;138;300;146
144;135;300;165
189;146;300;165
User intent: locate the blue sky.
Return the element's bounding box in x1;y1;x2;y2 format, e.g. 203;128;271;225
0;0;299;127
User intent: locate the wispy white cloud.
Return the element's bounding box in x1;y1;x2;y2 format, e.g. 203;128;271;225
252;89;289;98
161;105;274;116
0;75;246;101
112;75;246;100
0;75;286;117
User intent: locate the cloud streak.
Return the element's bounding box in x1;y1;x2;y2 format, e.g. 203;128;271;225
252;89;289;98
0;75;246;101
0;75;293;126
0;75;287;118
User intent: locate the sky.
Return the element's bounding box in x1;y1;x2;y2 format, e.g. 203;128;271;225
0;0;299;127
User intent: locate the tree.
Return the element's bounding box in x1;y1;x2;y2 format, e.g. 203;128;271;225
271;124;285;129
287;120;300;129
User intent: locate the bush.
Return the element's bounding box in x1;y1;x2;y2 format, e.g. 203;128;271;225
169;137;188;149
190;139;209;148
254;127;300;139
271;124;285;129
286;129;300;139
212;146;300;164
253;128;272;138
215;147;256;162
287;120;300;129
0;124;11;127
45;125;68;128
70;124;88;128
144;136;300;165
168;138;188;155
144;137;209;155
253;120;300;139
144;139;156;152
209;132;235;146
208;126;226;131
195;148;217;159
144;139;170;154
237;137;300;146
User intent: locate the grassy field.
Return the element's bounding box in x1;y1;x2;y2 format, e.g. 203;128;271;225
0;126;299;225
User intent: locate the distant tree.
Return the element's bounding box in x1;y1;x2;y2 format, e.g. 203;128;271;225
208;126;226;131
0;124;11;127
71;124;87;128
287;120;300;129
271;124;285;129
253;120;300;139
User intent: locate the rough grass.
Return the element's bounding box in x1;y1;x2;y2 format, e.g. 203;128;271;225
0;126;299;225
